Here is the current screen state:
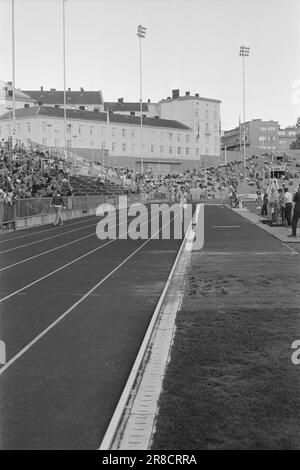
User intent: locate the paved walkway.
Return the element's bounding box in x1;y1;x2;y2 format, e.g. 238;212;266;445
233;208;300;243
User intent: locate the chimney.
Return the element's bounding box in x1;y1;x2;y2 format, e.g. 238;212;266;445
7;81;12;86
185;91;190;96
195;93;199;97
167;96;171;100
50;88;56;92
172;89;180;99
68;87;71;92
118;97;124;103
40;86;43;92
148;98;151;103
80;87;84;93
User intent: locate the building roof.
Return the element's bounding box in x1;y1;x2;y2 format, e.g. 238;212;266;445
160;95;221;104
104;101;149;112
0;79;36;102
0;105;191;130
22;89;103;106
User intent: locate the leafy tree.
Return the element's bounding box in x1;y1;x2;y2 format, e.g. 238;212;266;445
290;134;300;149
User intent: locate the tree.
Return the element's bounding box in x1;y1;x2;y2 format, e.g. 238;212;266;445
290;134;300;149
296;117;300;129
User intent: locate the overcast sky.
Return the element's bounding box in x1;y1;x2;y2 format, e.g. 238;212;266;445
0;0;299;130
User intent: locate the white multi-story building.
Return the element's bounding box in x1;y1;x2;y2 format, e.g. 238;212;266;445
158;89;222;159
0;80;223;168
0;106;194;174
0;79;104;115
0;79;36;116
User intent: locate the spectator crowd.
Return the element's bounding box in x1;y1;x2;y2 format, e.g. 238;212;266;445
0;139;72;205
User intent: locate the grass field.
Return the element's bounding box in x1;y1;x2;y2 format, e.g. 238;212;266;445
151;250;300;450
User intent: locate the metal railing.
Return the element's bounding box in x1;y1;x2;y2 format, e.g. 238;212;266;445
0;192;159;229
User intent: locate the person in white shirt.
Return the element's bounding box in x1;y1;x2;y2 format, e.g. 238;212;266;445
283;187;293;226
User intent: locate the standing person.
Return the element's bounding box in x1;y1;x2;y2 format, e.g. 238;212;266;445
51;190;66;226
278;188;285;225
261;189;268;216
288;187;300;237
283;187;293;226
269;187;279;224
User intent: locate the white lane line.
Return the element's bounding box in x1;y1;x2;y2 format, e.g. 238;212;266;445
0;238;115;302
0;215;99;243
212;225;240;228
0;213;181;377
0;210;156;294
0;221;98;254
0;230;98;272
0;212;131;272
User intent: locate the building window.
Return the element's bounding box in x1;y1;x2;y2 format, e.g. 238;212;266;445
89;127;94;135
205;110;209;119
16;123;20;133
186;148;189;156
213;111;217;120
169;146;173;154
151;145;155;153
122;128;126;137
24;103;29;108
195;110;199;117
169;132;173;141
101;141;106;149
186;134;190;143
101;126;106;137
122;143;126;152
67;123;71;133
132;129;136;138
112;127;116;137
178;147;181;155
26;122;31;132
79;106;85;110
112;142;116;152
160;145;164;153
78;125;83;134
196;148;199;156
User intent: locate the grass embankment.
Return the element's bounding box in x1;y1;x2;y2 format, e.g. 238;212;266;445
152;253;300;449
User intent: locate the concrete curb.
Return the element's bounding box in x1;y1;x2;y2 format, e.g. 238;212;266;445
232;208;300;244
99;206;201;450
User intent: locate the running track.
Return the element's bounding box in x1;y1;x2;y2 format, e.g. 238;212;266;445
0;209;184;450
0;205;296;449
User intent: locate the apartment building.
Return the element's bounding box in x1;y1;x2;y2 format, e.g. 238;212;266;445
0;105;193;174
222;119;299;154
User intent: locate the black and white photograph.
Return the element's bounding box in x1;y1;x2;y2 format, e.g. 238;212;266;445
0;0;300;454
